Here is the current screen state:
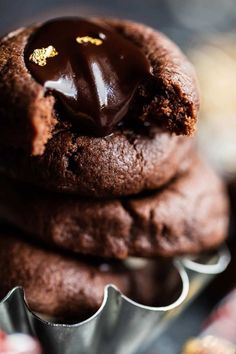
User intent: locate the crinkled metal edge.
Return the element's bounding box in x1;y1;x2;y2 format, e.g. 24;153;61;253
0;259;189;329
0;245;231;329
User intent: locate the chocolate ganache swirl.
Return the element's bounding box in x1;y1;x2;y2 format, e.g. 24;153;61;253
25;17;151;135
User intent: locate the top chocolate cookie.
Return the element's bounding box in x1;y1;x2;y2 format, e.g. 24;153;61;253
0;17;199;155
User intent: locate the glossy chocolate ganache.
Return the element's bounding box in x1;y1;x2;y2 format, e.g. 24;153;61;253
25;17;151;135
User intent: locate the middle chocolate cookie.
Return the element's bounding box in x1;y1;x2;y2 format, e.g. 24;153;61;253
0;128;194;197
0;157;228;259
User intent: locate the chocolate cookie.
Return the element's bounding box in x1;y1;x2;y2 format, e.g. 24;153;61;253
0;17;199;155
0;157;228;259
0;233;180;319
0;128;194;197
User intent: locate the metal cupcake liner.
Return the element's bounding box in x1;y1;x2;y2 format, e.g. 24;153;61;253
0;246;231;354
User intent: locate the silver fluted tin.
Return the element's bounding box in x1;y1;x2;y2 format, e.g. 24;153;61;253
0;246;231;354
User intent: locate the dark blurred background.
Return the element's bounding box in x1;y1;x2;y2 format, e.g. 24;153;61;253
1;1;236;353
1;0;236;45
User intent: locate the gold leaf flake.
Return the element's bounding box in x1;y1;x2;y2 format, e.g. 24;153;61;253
29;45;58;66
76;36;103;46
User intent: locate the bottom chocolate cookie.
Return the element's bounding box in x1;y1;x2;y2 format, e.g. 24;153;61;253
0;233;180;320
0;157;229;259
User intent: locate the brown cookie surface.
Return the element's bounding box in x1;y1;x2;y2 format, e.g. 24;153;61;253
0;18;199;155
0;157;228;259
0;128;194;197
0;233;180;319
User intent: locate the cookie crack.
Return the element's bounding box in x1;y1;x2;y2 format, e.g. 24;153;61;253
120;199;139;247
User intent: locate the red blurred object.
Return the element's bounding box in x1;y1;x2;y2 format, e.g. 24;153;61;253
182;288;236;354
0;331;41;354
202;288;236;343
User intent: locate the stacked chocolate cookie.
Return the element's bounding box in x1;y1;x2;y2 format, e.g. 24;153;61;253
0;17;229;320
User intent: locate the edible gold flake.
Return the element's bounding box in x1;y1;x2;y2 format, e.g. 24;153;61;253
29;45;58;66
76;36;103;46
